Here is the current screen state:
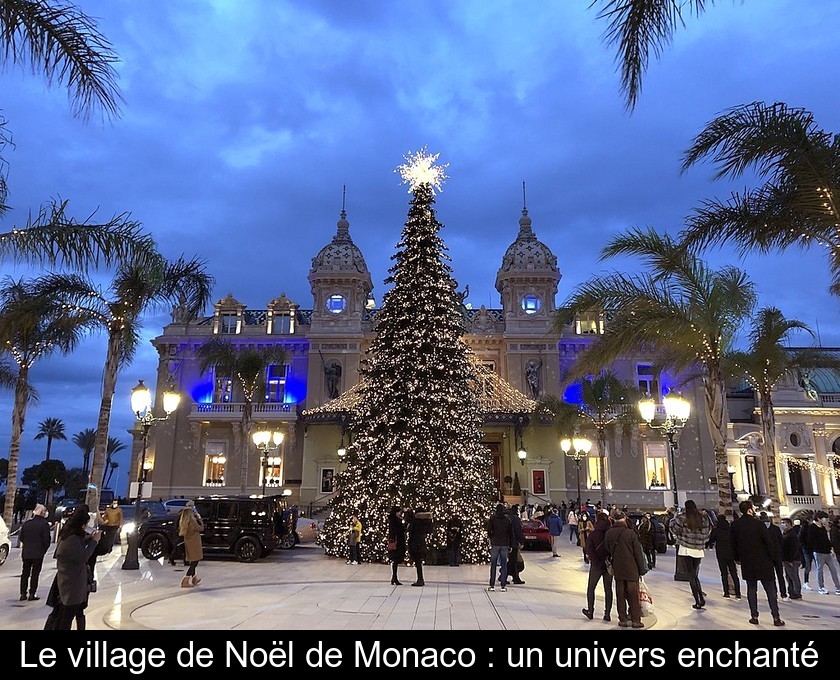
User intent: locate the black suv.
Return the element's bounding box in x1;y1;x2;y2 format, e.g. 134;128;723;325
136;494;290;563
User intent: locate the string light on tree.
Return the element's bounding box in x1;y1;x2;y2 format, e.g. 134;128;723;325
321;148;494;564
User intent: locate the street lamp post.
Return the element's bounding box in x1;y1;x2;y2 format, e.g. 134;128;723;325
560;436;592;508
123;379;180;570
638;389;691;511
252;429;284;496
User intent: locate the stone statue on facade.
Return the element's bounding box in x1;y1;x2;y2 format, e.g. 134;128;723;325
525;358;542;399
325;361;342;399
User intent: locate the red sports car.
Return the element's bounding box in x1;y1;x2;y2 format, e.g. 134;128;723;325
521;519;551;550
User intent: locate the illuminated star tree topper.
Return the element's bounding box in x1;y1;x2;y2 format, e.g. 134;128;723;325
396;146;449;194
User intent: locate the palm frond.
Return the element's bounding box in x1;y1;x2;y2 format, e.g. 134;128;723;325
681;101;830;180
592;0;708;112
0;0;123;120
0;199;157;269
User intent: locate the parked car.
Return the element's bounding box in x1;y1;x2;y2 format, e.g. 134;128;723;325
54;497;80;521
521;518;551;550
627;512;668;553
136;494;290;563
0;515;10;566
163;498;192;515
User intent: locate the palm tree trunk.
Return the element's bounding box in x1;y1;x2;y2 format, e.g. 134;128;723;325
704;368;734;520
3;367;30;526
240;404;252;493
759;394;781;509
87;328;121;511
597;426;607;505
45;437;53;461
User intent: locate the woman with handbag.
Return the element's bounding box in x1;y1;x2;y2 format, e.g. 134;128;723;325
387;506;406;585
670;499;713;610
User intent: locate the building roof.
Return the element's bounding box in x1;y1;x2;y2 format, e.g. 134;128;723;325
302;352;537;423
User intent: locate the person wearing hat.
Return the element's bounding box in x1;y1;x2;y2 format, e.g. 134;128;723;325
18;504;52;601
177;501;204;588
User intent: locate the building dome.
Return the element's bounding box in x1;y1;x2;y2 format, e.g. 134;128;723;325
309;210;370;277
498;208;559;274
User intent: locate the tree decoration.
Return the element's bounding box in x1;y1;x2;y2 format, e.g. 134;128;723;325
321;149;495;564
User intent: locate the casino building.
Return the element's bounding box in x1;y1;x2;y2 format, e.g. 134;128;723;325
133;204;840;517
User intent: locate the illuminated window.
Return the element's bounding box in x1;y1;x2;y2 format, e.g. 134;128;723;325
326;294;346;314
204;441;227;487
830;454;840;496
260;455;284;489
645;452;668;488
265;364;289;403
637;364;659;398
213;374;233;403
520;294;542;315
586;456;601;488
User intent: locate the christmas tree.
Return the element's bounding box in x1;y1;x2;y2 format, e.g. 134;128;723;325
321;149;495;564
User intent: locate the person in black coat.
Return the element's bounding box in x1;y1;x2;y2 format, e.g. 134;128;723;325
18;504;52;601
486;503;514;591
759;511;787;599
446;516;463;567
406;507;432;587
730;500;784;626
386;506;406;586
506;505;525;585
711;516;741;599
780;517;802;599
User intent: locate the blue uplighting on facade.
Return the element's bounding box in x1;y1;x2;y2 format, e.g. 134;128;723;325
563;382;583;405
192;381;214;404
283;374;306;404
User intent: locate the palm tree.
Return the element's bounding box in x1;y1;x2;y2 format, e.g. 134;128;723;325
0;0;123;120
196;339;288;492
679;101;840;295
556;227;757;519
34;416;66;461
591;0;711;111
0;278;95;525
72;427;96;476
724;307;840;510
578;371;640;505
104;460;119;490
103;436;126;488
33;254;213;510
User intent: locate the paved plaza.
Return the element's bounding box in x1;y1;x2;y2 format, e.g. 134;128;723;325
2;535;838;631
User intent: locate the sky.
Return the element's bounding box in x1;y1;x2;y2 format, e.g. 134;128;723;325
1;0;839;494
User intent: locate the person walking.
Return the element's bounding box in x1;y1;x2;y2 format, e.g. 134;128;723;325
636;512;657;570
807;511;840;595
507;504;525;584
446;516;463;567
711;516;741;599
407;507;432;587
18;504;52;602
759;511;787;600
567;506;579;544
780;517;802;600
98;500;124;554
486;502;514;592
670;499;712;610
387;506;406;585
798;519;814;591
44;504;102;630
547;507;563;557
178;500;204;588
582;510;614;622
346;515;362;565
731;500;785;626
578;510;595;564
604;511;647;628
